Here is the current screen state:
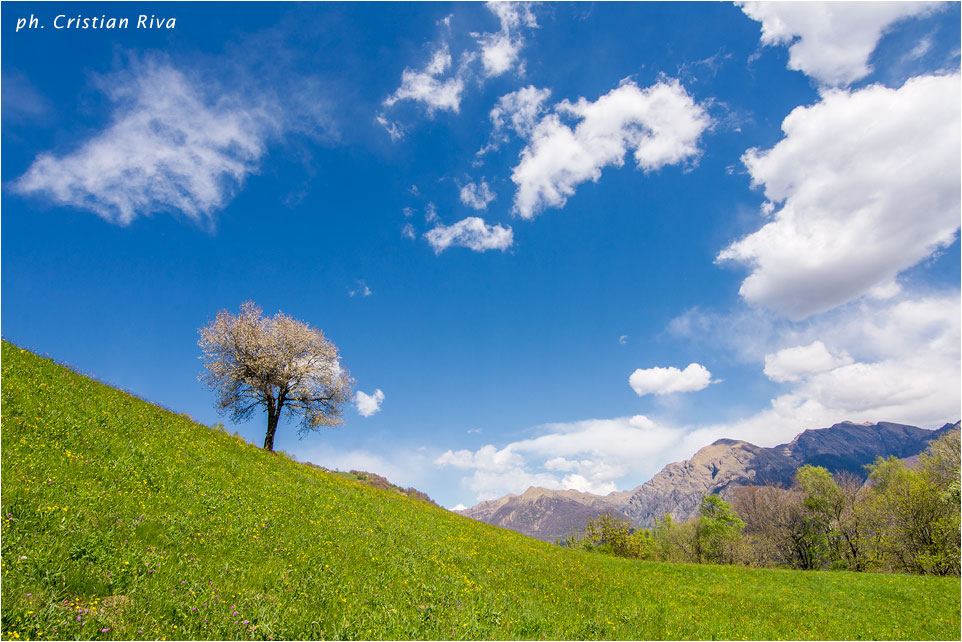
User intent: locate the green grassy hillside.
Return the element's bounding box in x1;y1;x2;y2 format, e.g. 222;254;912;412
2;341;959;641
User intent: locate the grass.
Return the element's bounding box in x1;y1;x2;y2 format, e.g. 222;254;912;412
2;340;959;641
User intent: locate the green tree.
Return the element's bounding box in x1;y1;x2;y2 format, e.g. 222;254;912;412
695;494;745;564
795;465;844;568
868;428;962;575
581;513;654;559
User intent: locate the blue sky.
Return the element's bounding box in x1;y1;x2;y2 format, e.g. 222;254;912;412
3;2;960;509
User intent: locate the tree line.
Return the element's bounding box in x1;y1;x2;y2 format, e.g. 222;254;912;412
565;428;960;576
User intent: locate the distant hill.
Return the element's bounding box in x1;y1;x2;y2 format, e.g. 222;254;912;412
307;465;438;505
459;420;959;539
457;486;634;543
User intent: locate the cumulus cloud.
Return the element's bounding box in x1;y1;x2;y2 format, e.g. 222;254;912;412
383;44;465;114
384;3;538;121
684;298;960;452
629;363;715;397
739;1;941;85
476;2;539;77
764;340;853;383
511;79;711;219
355;389;385;417
424;216;513;254
459;180;496;210
718;74;961;320
491;85;551;138
14;60;277;226
477;85;551;157
677;292;961;447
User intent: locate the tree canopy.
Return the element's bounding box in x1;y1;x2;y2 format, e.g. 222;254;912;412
198;301;354;451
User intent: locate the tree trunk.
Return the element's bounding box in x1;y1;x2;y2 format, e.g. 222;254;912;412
264;406;280;452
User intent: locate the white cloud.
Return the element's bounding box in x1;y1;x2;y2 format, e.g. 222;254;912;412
424;216;513;254
476;2;539;78
491;85;551;138
906;36;934;62
459;180;496;210
618;335;628;345
383;44;465;113
739;1;941;86
478;86;551;157
14;60;276;226
424;202;439;223
348;280;373;298
401;223;416;240
511;79;711;219
764;340;853;383
718;74;961;320
629;363;715;397
375;114;405;141
451;503;467;511
355;389;385;417
678;291;961;446
435;415;684;500
383;4;539;131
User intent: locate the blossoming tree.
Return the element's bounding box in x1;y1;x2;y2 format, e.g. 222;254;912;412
198;301;354;451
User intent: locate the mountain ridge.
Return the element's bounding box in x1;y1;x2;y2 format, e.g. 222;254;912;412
457;420;960;540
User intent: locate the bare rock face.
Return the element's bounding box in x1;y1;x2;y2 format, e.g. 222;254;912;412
456;487;633;542
456;420;958;539
621;438;797;527
621;421;957;526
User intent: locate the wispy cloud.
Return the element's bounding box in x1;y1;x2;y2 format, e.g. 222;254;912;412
14;58;277;227
375;114;405;141
348;280;373;297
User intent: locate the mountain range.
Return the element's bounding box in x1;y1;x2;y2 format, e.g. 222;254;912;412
456;421;960;542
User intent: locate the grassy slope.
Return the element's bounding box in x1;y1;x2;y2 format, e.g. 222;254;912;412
1;341;959;641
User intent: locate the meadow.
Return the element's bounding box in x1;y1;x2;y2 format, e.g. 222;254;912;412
2;341;959;640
